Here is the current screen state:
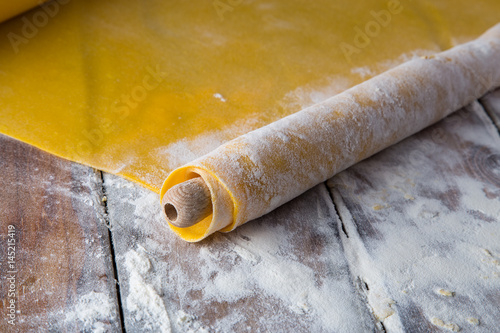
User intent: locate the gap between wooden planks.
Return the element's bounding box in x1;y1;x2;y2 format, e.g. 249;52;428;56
104;90;500;332
0;136;122;332
327;98;500;332
0;88;499;332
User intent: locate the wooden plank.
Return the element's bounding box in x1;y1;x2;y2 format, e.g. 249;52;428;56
480;87;500;130
104;174;377;332
0;134;122;332
327;101;500;332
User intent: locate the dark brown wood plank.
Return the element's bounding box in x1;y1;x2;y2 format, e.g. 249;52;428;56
104;174;376;332
327;100;500;332
0;134;121;332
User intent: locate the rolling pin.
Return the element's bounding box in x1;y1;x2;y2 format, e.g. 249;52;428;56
161;23;500;242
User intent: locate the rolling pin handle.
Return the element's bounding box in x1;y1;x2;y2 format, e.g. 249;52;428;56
162;177;213;228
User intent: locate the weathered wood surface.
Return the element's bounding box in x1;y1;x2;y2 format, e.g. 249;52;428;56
0;134;122;332
2;85;500;332
102;90;500;333
104;174;375;332
327;100;500;332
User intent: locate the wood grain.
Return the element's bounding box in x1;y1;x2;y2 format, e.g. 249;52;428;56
1;90;497;331
104;173;376;333
162;177;213;228
327;100;500;332
0;134;122;332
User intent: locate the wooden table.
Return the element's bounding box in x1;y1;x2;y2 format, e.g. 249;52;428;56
1;89;500;332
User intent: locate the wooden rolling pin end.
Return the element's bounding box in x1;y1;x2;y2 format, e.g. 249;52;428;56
162;177;213;228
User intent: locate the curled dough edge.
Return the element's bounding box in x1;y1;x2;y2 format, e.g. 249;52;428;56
160;165;238;242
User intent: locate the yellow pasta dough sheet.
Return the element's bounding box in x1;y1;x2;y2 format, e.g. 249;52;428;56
0;0;499;193
0;0;50;23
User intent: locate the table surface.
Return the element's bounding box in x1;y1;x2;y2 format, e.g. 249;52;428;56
1;88;500;333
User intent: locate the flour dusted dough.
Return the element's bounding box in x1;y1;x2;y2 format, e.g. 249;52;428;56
161;24;500;241
2;0;500;194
